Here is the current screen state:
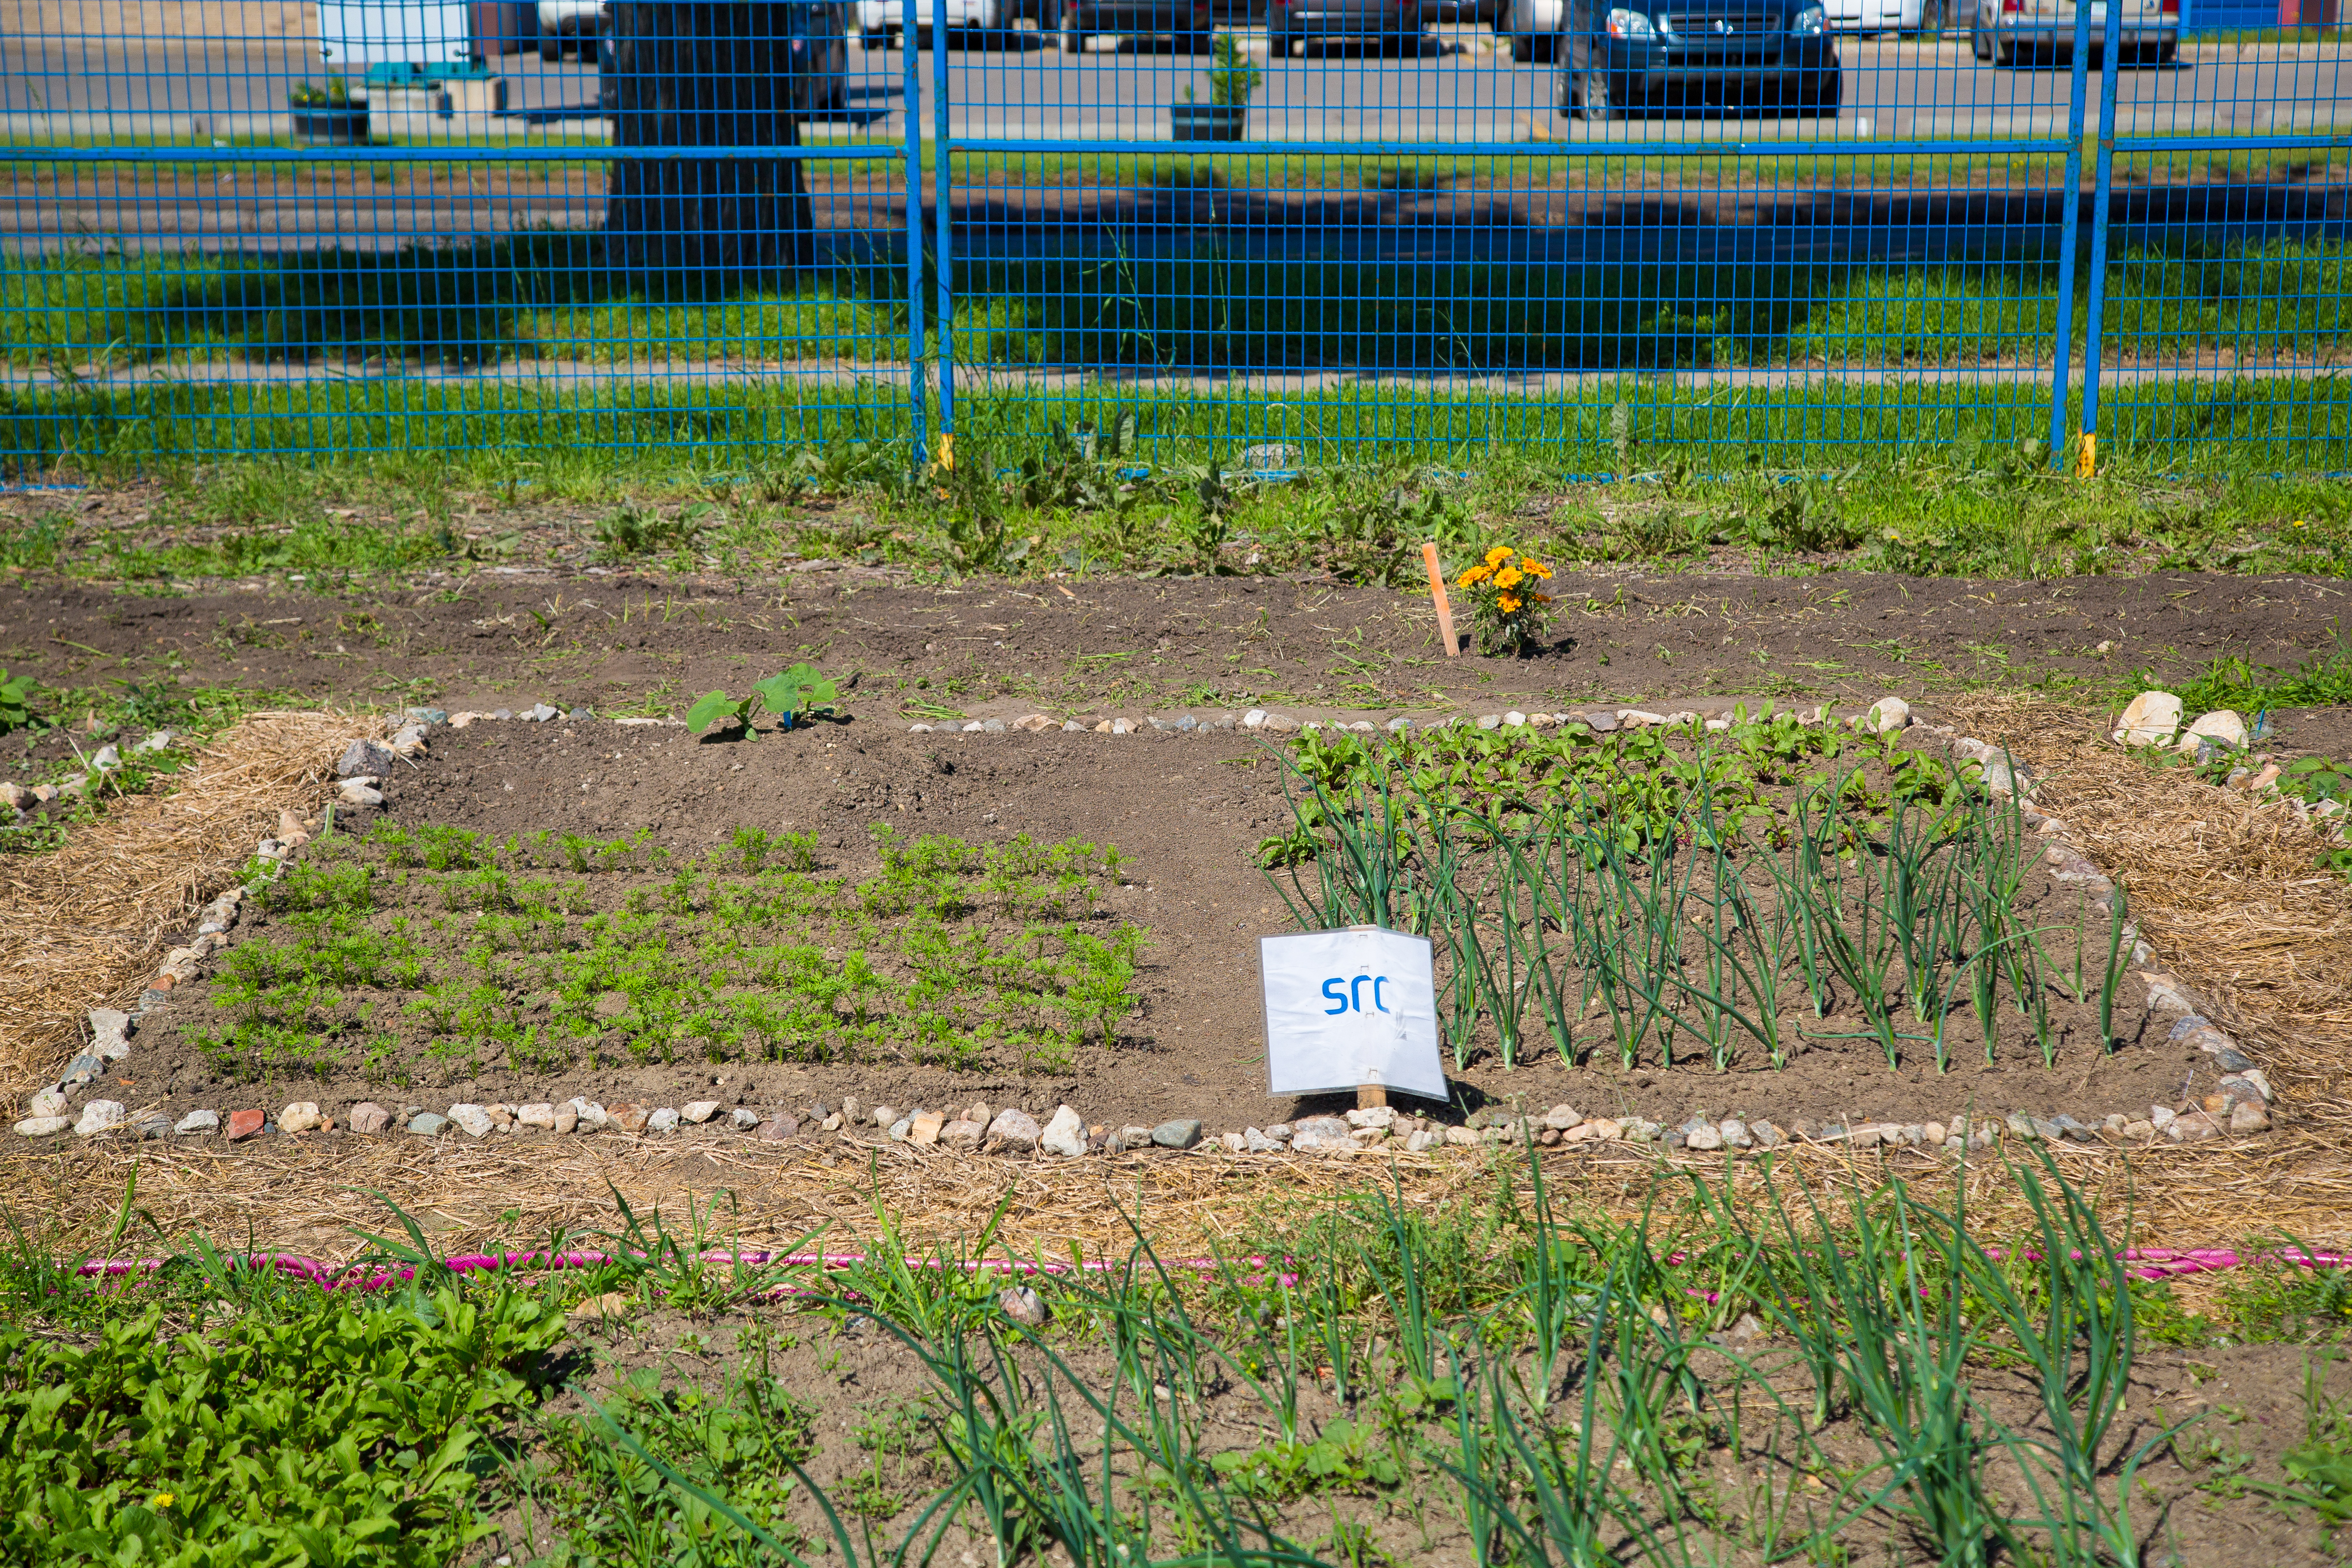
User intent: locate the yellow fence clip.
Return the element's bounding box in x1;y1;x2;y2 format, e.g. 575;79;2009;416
936;431;955;474
2075;431;2097;479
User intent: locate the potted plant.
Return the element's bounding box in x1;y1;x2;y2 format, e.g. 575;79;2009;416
289;77;369;144
1171;34;1256;142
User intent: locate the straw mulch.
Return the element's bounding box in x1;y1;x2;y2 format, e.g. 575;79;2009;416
0;1110;2335;1268
1942;693;2352;1105
2;699;2347;1265
0;711;377;1098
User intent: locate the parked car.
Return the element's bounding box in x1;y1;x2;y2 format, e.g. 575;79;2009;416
784;2;851;113
1496;0;1563;60
857;0;1205;47
538;0;603;61
1820;0;1921;30
1267;0;1425;54
1969;0;2177;64
855;0;1011;47
1059;0;1216;50
1554;0;1840;119
598;2;846;114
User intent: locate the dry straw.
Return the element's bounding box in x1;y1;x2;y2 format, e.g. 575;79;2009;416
1;711;376;1096
3;699;2348;1265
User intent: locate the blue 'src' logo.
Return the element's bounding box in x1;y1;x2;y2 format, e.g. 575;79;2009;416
1322;976;1390;1015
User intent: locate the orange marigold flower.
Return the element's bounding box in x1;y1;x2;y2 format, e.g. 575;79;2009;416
1494;566;1524;589
1456;564;1492;587
1521;559;1552;580
1484;545;1513;567
1497;593;1522;613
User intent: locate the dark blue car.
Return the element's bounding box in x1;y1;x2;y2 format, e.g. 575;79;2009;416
1554;0;1840;121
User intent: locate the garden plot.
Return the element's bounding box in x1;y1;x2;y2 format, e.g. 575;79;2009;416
102;704;2229;1144
1267;712;2155;1080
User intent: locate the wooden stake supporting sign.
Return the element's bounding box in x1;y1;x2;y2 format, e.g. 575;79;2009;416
1421;541;1459;658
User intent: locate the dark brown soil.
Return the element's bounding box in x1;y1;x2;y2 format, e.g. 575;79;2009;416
525;1299;2352;1568
101;718;2214;1139
1;564;2347;740
2269;705;2352;765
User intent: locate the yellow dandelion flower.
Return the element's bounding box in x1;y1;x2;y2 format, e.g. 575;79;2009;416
1484;545;1513;567
1456;564;1492;587
150;1494;174;1510
1521;559;1552;580
1494;566;1524;589
1497;593;1522;613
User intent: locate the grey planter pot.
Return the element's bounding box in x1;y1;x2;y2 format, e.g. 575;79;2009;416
1170;103;1245;142
291;105;370;144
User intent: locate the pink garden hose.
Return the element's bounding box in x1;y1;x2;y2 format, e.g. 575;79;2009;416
68;1244;2350;1297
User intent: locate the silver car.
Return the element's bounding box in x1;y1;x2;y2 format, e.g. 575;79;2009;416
1268;0;1428;53
1969;0;2178;65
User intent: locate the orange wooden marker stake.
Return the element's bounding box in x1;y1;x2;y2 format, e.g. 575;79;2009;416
1421;541;1459;658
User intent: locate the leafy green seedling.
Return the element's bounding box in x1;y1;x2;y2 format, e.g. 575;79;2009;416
0;668;37;731
686;662;844;739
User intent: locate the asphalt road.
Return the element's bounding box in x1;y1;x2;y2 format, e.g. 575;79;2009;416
3;31;2346;268
5;30;2348;142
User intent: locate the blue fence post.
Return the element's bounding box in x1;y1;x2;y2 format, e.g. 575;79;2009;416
2046;2;2094;470
2077;14;2122;478
904;11;929;472
932;0;956;472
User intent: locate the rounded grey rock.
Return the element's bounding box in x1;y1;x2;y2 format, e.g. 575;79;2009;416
337;738;397;779
999;1285;1050;1328
1151;1118;1204;1149
987;1108;1042;1151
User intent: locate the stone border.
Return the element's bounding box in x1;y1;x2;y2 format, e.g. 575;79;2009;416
11;697;2287;1158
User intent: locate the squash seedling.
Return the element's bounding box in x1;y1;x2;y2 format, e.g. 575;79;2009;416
686;662;844;739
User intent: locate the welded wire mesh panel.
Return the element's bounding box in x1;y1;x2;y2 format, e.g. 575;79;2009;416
3;0;917;470
2088;25;2352;467
933;9;2088;465
7;0;2347;470
936;0;2348;469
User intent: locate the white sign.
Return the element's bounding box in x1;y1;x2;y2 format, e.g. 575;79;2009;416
317;0;475;67
1258;927;1447;1101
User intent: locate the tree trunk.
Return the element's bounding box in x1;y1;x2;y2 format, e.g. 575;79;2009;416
603;2;816;277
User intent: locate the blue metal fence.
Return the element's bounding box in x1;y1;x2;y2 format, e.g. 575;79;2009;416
2;1;2347;473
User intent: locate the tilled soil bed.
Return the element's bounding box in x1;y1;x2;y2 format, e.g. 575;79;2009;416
99;710;2217;1143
